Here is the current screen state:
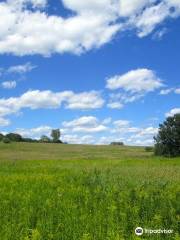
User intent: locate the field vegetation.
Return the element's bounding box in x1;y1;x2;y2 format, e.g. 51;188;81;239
0;143;179;240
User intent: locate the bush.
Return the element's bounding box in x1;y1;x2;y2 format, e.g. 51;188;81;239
154;113;180;157
145;146;154;152
2;137;11;144
110;142;124;146
40;135;51;143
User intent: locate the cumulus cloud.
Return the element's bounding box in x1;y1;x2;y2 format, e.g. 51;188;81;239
1;81;17;89
107;101;124;109
160;87;180;95
65;91;104;110
174;88;180;94
0;117;10;127
7;62;36;74
62;134;95;144
106;68;163;92
62;116;108;133
0;90;104;120
166;108;180;117
0;0;180;56
106;68;163;108
111;119;158;146
159;88;174;95
16;125;52;139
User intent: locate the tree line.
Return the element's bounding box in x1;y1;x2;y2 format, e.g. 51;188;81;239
0;129;63;144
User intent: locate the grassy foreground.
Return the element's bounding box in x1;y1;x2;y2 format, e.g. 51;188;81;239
0;143;179;240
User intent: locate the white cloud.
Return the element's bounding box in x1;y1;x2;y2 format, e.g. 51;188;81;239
62;134;95;144
132;2;170;37
0;0;180;55
1;81;17;89
152;28;168;40
166;108;180;117
160;87;180;95
106;69;163;108
102;117;112;125
174;88;180;94
107;101;124;109
160;88;174;95
113;120;130;127
16;125;52;139
0;90;104;120
0;117;10;127
65;91;104;110
106;68;163;92
119;0;150;17
7;62;36;74
62;116;108;133
127;137;154;146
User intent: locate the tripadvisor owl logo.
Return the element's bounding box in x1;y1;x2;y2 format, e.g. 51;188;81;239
135;227;143;236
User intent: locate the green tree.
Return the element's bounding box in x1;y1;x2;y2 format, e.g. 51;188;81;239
40;135;51;143
154;113;180;157
6;133;23;142
51;129;61;143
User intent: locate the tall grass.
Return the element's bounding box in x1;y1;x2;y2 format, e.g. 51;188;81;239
0;143;179;240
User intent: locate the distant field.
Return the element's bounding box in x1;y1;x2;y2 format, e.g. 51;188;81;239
0;143;179;240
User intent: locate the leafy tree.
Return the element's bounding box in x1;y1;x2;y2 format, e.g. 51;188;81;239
51;129;61;143
6;133;23;142
154;113;180;157
40;135;51;143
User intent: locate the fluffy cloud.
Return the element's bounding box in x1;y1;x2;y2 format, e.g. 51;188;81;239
0;90;104;119
16;125;52;139
106;69;163;92
65;91;104;110
7;62;36;74
1;81;17;89
106;68;163;108
166;108;180;117
62;116;108;133
62;134;95;144
0;0;180;56
160;87;180;95
160;88;174;95
107;101;124;109
0;117;10;127
174;88;180;94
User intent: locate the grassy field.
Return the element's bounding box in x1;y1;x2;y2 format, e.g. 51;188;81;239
0;143;179;240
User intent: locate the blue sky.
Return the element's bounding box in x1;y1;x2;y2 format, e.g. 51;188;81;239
0;0;180;145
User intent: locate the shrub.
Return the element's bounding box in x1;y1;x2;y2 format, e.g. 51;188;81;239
40;135;51;143
110;142;124;146
145;146;154;152
2;137;11;144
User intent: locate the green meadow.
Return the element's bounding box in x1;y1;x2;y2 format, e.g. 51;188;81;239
0;143;179;240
